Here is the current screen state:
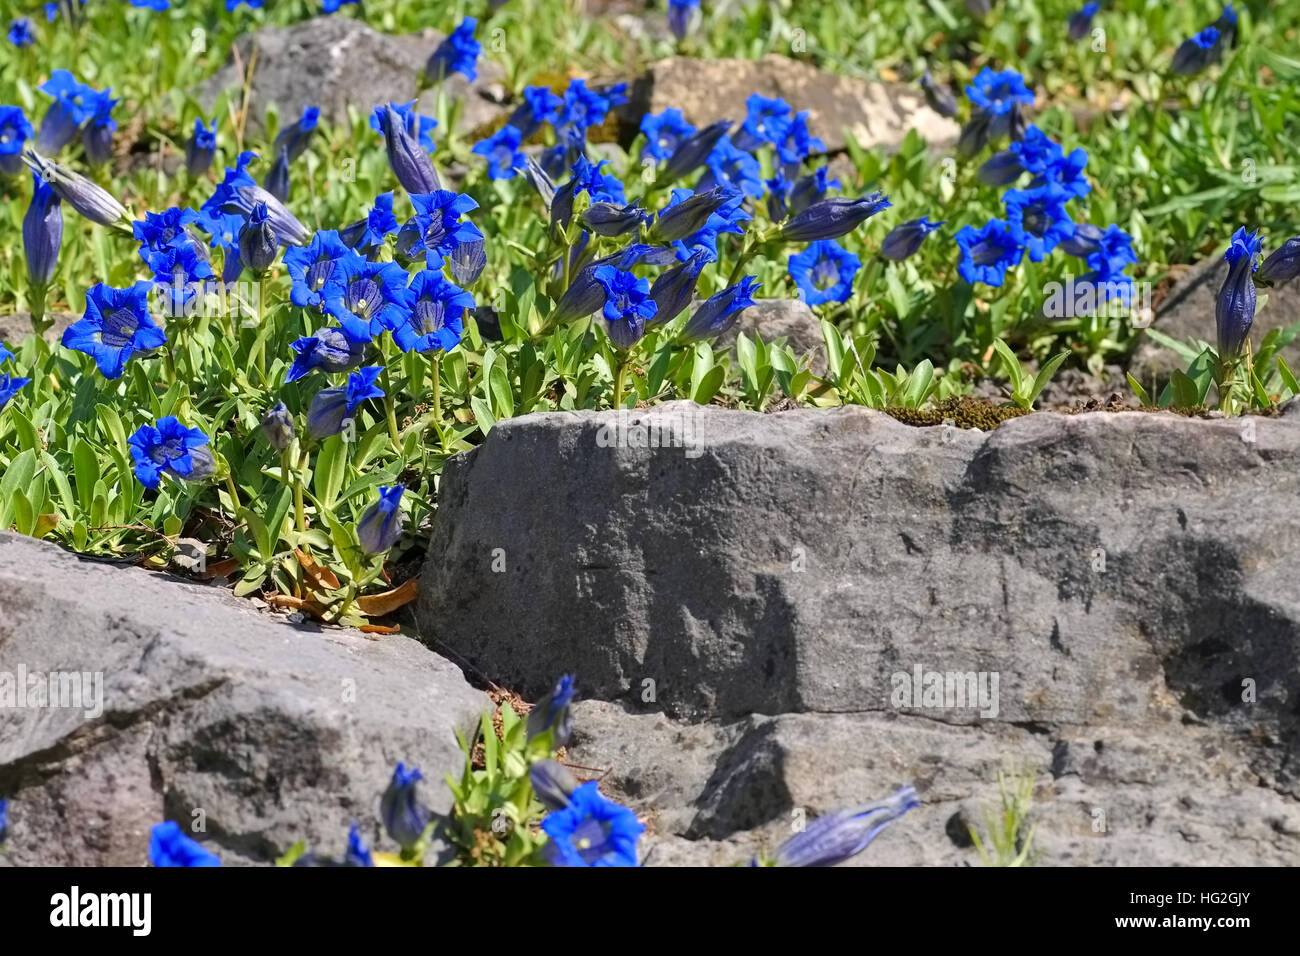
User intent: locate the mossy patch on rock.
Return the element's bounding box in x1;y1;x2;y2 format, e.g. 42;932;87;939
884;397;1031;430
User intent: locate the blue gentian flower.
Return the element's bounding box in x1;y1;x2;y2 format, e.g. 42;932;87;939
372;104;440;196
321;0;358;10
380;763;433;851
640;107;696;163
0;343;11;365
530;759;580;811
263;148;290;202
1083;224;1137;275
0;106;35;176
186;118;217;176
426;17;480;83
550;156;627;228
36;70;95;153
667;0;699;41
1003;181;1075;261
766;171;794;221
390;270;473;353
771;786;920;867
23;150;131;229
306;366;386;439
448;236;487;286
285;229;352;308
238;202;279;274
583;201;649;238
661;119;731;183
654;185;733;242
148;821;221;867
24;173;62;286
342;824;373;867
203;151;311;245
920;72;958;118
955;220;1024;286
273;105;319;163
288;327;367;382
774;111;824;175
1057;221;1105;258
260;401;296;452
398;189;483;268
1216;227;1261;357
506;86;561;138
226;0;264;9
880;216;945;261
130;0;170;8
133;207;200;259
541;781;643;867
80;89;118;165
659;187;747;260
358;484;405;554
1079;247;1137;313
472;124;524;180
593;266;656;349
128;417;211;490
966;67;1035;117
789;240;861;305
1171;27;1221;76
788;166;841;217
1037;146;1090;198
526;674;577;744
555;78;617;134
781;192;892;242
0;373;32;411
1256;237;1300;288
322;255;413;341
1067;2;1100;41
146;242;215;317
44;2;57;21
1214;3;1238;51
736;93;793;151
683;276;761;341
978;149;1025;187
63;281;165;378
648;248;710;328
369;101;438;153
699;136;764;198
339;192;399;256
8;18;34;48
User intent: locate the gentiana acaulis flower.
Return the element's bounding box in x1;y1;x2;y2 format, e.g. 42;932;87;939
186;118;217;177
770;785;920;867
1067;2;1099;42
661;119;731;183
376;103;440;196
530;759;581;812
380;762;433;851
238;202;278;275
263;147;290;202
780;192;892;243
24;172;62;286
648;248;710;328
357;484;405;555
526;674;577;746
880;217;945;261
22;149;130;231
653;186;732;242
682;276;761;342
1171;27;1221;77
149;821;221;867
1216;227;1261;358
260;401;295;452
1256;237;1300;288
582;201;649;238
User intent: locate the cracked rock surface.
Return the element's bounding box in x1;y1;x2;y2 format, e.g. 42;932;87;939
0;532;487;866
420;401;1300;864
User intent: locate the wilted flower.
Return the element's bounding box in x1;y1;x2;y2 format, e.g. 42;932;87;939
23;149;130;229
63;281;165;378
306;366;386;439
771;786;920;867
780;192;892;243
526;674;577;746
238;202;279;274
1256;236;1300;288
880;216;944;261
1216;227;1261;357
789;240;860;305
186;118;217;176
128;417;211;489
288;326;368;382
23;172;62;286
541;781;643;867
955;220;1024;286
149;821;221;867
260;401;296;452
380;763;433;851
682;276;761;341
1067;2;1100;41
593;266;656;349
530;759;581;812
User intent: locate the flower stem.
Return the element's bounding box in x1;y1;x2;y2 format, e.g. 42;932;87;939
223;472;242;513
381;364;402;450
429;352;442;424
613;352;631;408
283;446;307;533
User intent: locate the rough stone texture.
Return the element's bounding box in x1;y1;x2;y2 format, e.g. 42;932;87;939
624;54;960;155
420;401;1300;864
1130;256;1300;389
0;532;489;866
195;16;508;136
719;298;826;373
0;313;76;347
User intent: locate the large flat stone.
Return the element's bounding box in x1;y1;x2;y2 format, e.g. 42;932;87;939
0;532;488;866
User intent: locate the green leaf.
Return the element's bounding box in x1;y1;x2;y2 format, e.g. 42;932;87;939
1126;373;1153;408
312;436;347;510
73;439;101;513
1028;352;1071;408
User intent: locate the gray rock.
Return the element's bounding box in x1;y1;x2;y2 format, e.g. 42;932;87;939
1130;255;1300;390
419;402;1300;863
0;531;488;866
624;54;960;156
0;313;76;348
195;16;508;138
719;298;826;374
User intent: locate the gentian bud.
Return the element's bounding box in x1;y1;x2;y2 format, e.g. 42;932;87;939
306;367;384;439
184;445;217;483
771;786;920;867
23;149;130;230
23;173;62;287
344;823;374;867
522;154;557;210
956;109;992;158
526;674;576;746
978;149;1024;186
81;95;118;167
1256;237;1300;288
379;763;433;851
880;217;945;261
448;237;487;286
583;201;649;237
1058;222;1104;258
653;186;730;242
780;192;892;243
682;276;761;342
648;248;709;328
378;104;440;196
661;120;731;183
288;327;367;381
260;401;296;452
186;118;217;177
228;184;310;246
264;147;290;202
787;168;840;217
357;484;405;555
0;798;7;846
919;71;958;118
1171;27;1221;77
1216;227;1261;357
1067;2;1100;42
272;105;319;163
238;202;279;275
530;759;580;811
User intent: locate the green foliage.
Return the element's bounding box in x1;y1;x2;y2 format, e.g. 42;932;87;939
968;767;1039;868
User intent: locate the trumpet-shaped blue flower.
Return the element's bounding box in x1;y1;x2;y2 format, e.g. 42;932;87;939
9;19;35;48
506;86;561;138
654;186;734;242
80;89;118;165
306;366;385;439
263;148;290;202
390;270;473;353
640;108;695;163
880;216;945;261
554;78;622;134
24;173;62;286
372;104;440;196
736;94;792;151
344;823;373;867
648;248;710;328
966;67;1034;118
774;110;824;172
593;266;656;349
526;674;577;744
288;326;368;382
661;119;731;183
134;206;200;255
149;822;221;867
285;229;352;308
368;102;438;153
380;763;433;851
1067;2;1100;41
541;781;643;867
146;242;215;317
339;192;399;256
272;105;319;163
683;276;760;341
0;798;8;844
667;0;699;41
1216;227;1261;357
771;786;920;867
398;189;483;268
322;255;413;341
472;124;524;180
0;106;34;176
920;72;958;118
426;17;480;83
1257;237;1300;288
23;150;131;229
1004;182;1075;261
63;281;166;378
787;166;841;217
358;484;405;554
449;236;487;286
789;240;860;305
1172;27;1221;76
530;759;580;811
128;417;211;490
956;221;1024;287
37;70;95;153
699;136;764;198
781;192;892;243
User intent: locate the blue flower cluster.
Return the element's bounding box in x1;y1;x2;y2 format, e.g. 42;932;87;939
32;69;118;163
1172;4;1237;76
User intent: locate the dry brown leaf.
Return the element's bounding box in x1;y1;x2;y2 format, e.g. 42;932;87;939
296;548;341;591
355;578;420;617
